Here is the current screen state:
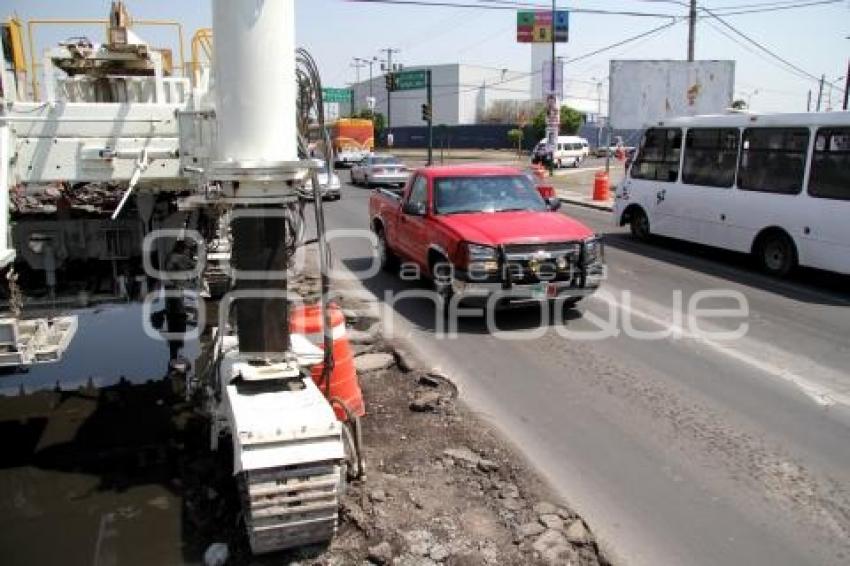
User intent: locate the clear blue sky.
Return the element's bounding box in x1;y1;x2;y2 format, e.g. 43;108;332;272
6;0;849;112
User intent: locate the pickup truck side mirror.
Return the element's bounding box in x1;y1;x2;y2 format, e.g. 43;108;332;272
537;185;555;200
402;201;427;216
546;197;562;211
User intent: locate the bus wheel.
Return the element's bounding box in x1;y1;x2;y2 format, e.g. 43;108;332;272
756;231;797;277
630;208;651;241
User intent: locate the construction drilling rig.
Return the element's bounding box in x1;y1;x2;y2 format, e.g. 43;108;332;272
0;0;363;554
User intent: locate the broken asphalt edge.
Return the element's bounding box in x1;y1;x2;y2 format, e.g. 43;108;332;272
333;250;620;566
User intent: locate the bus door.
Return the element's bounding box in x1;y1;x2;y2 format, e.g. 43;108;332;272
629;128;684;237
803;127;850;273
677;128;740;247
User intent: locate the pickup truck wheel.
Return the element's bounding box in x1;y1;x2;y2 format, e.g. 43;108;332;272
376;229;398;272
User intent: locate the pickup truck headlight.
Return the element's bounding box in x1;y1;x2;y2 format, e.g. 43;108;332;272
465;243;499;273
466;243;497;261
583;237;604;265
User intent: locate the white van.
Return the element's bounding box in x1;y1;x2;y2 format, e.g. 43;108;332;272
532;136;590;168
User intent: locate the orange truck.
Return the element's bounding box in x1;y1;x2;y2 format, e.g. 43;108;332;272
331;118;374;167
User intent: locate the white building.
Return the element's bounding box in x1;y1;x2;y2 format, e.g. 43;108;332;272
349;63;532;127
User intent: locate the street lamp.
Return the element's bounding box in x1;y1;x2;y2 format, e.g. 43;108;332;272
354;57;378;104
828;76;845;111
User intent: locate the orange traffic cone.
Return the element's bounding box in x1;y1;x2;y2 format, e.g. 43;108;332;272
593;171;610;201
290;304;365;421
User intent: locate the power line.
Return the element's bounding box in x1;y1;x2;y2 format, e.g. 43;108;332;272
709;0;842;16
367;18;681;103
447;19;680;98
474;0;842;17
345;0;680;18
699;6;842;89
703;0;831;9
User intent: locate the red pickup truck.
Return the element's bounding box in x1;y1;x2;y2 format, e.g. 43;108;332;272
368;164;604;309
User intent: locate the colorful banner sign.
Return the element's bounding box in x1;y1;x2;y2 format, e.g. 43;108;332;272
517;10;569;43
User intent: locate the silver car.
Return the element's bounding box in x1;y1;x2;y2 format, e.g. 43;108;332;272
349;154;410;187
298;160;342;200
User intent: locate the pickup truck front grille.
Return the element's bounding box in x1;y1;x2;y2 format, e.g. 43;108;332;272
502;242;581;259
500;242;582;285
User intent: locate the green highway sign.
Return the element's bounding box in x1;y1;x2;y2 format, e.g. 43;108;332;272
393;70;428;91
322;88;351;103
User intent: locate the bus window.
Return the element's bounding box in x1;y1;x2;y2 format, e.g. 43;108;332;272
808;128;850;201
738;128;809;194
630;128;682;182
682;128;739;188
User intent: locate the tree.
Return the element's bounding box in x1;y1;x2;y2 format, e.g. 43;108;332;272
530;105;585;142
482;100;542;124
731;99;747;110
507;129;524;156
559;106;584;135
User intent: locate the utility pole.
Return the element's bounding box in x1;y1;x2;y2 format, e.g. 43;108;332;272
350;59;366;114
687;0;696;61
380;48;401;130
594;77;603;148
550;0;556;102
843;60;849;111
427;70;433;165
807;89;812;112
816;74;825;111
545;0;558;154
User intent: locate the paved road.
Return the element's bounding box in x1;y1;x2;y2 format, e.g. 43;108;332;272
321;180;850;566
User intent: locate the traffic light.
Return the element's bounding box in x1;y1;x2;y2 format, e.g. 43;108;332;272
421;103;432;122
385;73;396;92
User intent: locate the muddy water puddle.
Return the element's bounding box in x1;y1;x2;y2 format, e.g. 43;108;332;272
0;302;217;566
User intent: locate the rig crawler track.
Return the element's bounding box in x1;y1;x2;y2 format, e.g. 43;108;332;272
241;460;342;553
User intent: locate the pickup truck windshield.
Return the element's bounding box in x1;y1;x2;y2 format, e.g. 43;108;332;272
434;175;547;215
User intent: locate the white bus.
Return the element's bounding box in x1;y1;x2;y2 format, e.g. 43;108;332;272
613;111;850;276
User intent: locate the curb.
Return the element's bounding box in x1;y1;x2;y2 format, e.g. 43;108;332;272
558;197;613;212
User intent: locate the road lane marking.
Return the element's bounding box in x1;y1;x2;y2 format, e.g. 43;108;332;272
589;290;850;408
92;512;117;566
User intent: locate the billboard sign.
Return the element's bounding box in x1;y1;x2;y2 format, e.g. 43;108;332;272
517;10;569;43
608;60;735;129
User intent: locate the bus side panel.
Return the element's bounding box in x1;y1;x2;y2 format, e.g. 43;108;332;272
801;198;850;275
723;191;807;256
